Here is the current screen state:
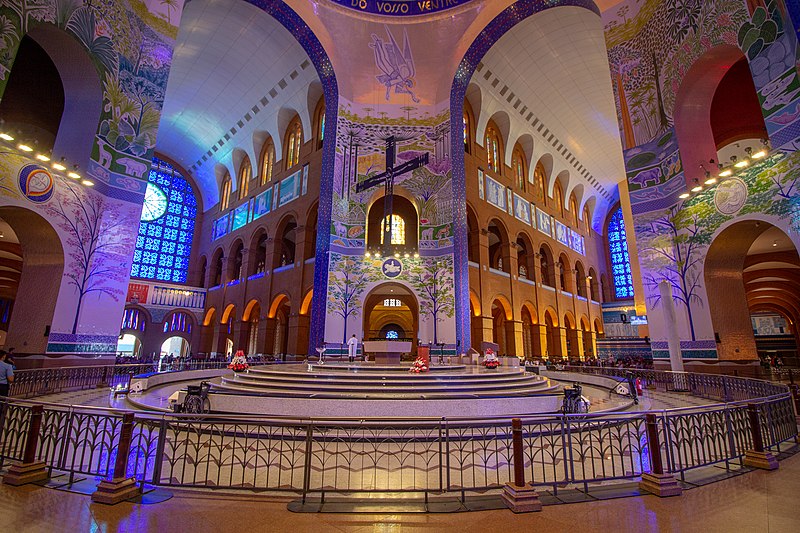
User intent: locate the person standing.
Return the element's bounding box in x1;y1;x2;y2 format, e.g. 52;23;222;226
0;350;14;398
347;334;358;363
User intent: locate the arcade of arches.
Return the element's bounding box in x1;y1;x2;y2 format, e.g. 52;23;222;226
0;0;797;375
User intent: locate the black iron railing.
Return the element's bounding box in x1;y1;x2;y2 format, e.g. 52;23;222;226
0;366;796;498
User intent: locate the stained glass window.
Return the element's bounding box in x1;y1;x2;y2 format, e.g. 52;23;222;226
386;330;399;339
121;308;145;331
131;157;198;283
163;311;192;334
608;208;634;299
381;214;405;245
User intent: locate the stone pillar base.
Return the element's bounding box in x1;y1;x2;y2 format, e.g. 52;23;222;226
743;450;779;470
639;472;682;497
91;477;141;505
501;482;542;513
3;461;49;486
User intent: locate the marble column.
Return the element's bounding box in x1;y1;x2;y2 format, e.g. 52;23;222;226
659;280;684;372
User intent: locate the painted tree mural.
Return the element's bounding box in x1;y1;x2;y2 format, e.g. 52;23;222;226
407;256;455;345
636;205;706;341
327;253;371;346
45;180;135;334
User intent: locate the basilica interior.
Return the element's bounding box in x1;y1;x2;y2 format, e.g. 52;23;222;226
0;0;800;528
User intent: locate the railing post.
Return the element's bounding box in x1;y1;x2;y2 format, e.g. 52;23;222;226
3;405;49;485
91;413;142;504
501;418;541;513
742;403;779;470
788;384;800;425
638;413;682;497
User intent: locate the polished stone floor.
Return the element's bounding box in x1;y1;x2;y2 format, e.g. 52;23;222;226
2;452;799;532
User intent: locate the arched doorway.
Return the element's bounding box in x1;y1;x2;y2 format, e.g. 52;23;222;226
469;291;482;352
490;297;512;356
161;336;189;358
268;295;291;356
544;309;561;360
243;300;261;356
705;220;800;363
580;316;593;359
521;304;538;360
538;244;556;287
563;312;578;361
220;304;237;357
116;334;142;358
0;25;102;164
487;219;510;272
363;283;418;354
0;208;64;355
274;217;297;268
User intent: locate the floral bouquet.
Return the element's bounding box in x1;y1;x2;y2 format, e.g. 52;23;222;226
409;355;429;374
483;349;501;369
228;350;249;372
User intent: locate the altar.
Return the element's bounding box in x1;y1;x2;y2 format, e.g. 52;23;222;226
362;340;413;364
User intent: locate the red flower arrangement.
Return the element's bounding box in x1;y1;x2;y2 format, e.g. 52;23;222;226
228;350;249;372
483;349;500;369
409;355;429;373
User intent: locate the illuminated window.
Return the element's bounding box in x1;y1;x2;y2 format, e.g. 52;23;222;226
569;194;578;226
534;162;547;205
380;214;406;245
131;158;198;283
584;206;591;234
121;308;145;331
608;208;634;299
386;330;399;339
163;311;192;334
286;120;302;169
513;148;525;191
554;183;564;217
486;127;500;173
260;140;274;185
383;299;403;307
320;113;325;143
239;157;251;199
220;172;231;211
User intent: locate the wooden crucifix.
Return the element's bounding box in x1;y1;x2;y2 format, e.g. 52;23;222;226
356;135;429;256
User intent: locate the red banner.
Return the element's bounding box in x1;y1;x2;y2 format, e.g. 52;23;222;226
126;283;149;304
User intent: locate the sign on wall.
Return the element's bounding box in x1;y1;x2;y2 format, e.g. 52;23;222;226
513;193;531;225
278;168;302;207
232;203;249;231
536;207;551;237
252;188;272;221
484;175;506;211
212;213;229;240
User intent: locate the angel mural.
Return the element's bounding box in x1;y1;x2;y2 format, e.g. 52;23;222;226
370;26;420;103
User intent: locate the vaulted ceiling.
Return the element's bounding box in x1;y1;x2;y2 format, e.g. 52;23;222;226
156;0;317;209
156;0;624;214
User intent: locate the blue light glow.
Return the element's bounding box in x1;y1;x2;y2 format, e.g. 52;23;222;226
608;208;634;299
131;158;197;283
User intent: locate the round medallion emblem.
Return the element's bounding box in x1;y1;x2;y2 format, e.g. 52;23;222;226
714;178;748;216
18;164;55;203
381;258;403;278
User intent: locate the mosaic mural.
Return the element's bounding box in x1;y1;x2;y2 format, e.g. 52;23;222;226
605;0;800;360
0;0;181;356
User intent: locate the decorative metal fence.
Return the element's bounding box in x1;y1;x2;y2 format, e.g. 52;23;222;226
0;367;797;499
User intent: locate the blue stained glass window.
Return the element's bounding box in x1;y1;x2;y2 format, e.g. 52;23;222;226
608;208;634;299
131;158;198;283
386;330;399;339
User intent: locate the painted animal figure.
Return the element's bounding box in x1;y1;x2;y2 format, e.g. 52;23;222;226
97;139;113;168
421;227;434;240
629;167;662;188
117;157;148;178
